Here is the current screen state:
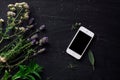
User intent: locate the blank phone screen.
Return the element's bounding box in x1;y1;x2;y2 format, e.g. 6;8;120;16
69;31;91;55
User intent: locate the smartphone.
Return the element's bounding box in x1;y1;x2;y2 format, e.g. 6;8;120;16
66;26;94;59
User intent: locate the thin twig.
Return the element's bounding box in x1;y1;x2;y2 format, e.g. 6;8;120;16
0;37;3;43
14;8;23;21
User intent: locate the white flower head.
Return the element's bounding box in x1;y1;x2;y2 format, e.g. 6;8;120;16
18;2;29;9
23;12;29;19
0;18;4;23
10;7;16;11
15;27;19;30
19;27;26;32
15;3;19;7
18;20;22;24
7;11;16;17
0;56;6;63
25;9;29;12
15;3;22;8
8;4;14;8
23;3;29;9
21;2;26;5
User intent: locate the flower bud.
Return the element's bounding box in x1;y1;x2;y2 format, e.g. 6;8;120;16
37;48;46;54
29;18;34;25
27;38;30;41
15;3;19;7
39;25;46;31
23;12;29;20
10;7;16;11
39;37;48;46
25;28;29;31
34;48;46;55
0;19;4;23
30;34;38;40
7;11;16;17
15;27;19;30
23;3;29;9
18;20;22;24
27;25;34;29
19;27;26;32
21;2;26;5
35;41;39;45
15;3;22;8
0;56;6;63
31;39;36;45
8;4;14;8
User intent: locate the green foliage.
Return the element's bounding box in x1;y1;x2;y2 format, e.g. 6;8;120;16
88;50;95;70
12;62;43;80
1;70;10;80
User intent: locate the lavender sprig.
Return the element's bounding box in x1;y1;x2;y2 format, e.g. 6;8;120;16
30;34;38;40
39;37;48;46
39;24;46;31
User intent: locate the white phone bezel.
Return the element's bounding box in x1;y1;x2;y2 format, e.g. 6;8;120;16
66;26;94;59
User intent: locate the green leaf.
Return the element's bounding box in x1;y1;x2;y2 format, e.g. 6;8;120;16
27;75;36;80
1;70;10;80
19;65;26;71
32;71;41;79
12;63;43;80
12;71;22;80
12;65;26;80
88;50;95;70
12;75;21;80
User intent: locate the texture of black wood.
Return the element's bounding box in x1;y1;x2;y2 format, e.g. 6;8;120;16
0;0;120;80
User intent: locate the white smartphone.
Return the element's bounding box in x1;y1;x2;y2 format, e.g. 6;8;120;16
66;26;94;59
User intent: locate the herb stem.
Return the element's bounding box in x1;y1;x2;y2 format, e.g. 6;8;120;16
0;35;22;53
7;31;23;39
0;37;3;43
0;56;28;68
14;8;23;21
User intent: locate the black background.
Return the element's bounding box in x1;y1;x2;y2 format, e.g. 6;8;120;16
0;0;120;80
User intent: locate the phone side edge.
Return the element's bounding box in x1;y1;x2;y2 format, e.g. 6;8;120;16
66;48;81;59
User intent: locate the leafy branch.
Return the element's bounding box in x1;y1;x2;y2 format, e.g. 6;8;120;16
12;62;43;80
1;62;43;80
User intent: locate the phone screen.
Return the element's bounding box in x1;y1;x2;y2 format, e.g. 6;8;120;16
69;31;91;55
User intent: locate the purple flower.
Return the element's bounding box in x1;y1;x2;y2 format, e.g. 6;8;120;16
30;34;38;40
31;39;36;45
39;37;48;46
37;48;46;54
27;25;34;29
42;37;48;43
27;38;30;41
29;18;34;25
39;25;46;31
33;48;46;56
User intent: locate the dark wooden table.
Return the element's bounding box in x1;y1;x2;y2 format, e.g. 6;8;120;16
0;0;120;80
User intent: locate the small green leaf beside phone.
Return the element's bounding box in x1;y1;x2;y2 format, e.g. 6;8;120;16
88;50;95;70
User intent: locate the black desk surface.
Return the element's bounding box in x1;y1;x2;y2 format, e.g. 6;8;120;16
0;0;120;80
